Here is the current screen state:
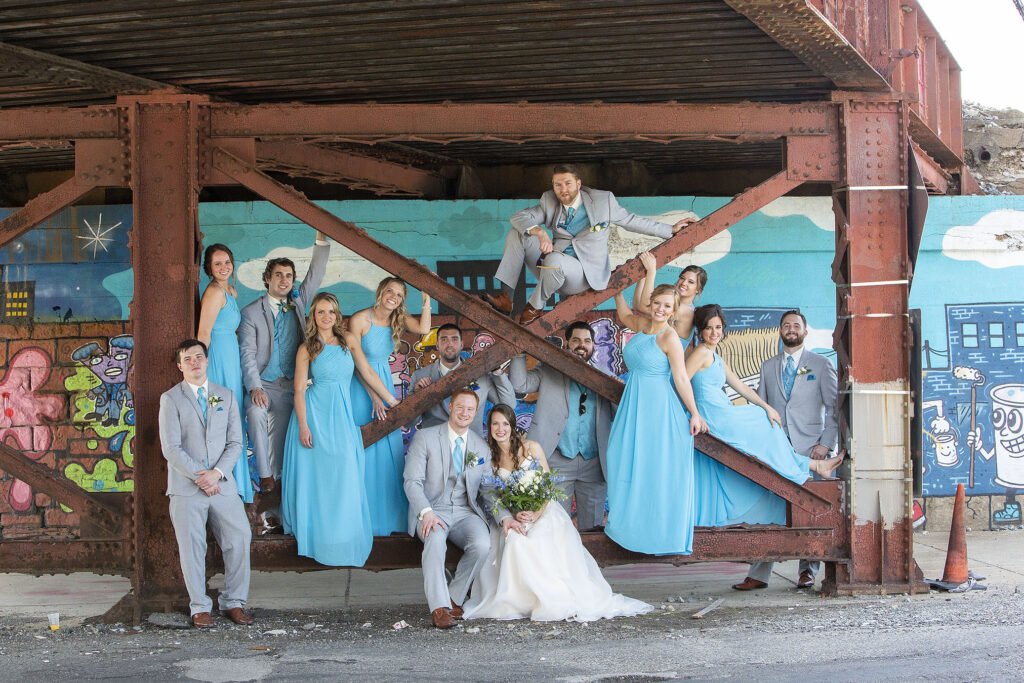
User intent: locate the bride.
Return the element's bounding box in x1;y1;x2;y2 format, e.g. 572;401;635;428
463;404;652;622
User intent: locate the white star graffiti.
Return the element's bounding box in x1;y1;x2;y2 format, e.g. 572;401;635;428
77;213;122;258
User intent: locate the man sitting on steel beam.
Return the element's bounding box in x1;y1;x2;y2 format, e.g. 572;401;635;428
158;339;254;628
485;164;695;325
407;322;515;437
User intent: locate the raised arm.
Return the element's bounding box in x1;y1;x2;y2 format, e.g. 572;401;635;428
297;232;329;304
508;354;542;395
659;330;706;435
405;290;431;335
614;292;647;332
488;370;517;410
632;251;658;313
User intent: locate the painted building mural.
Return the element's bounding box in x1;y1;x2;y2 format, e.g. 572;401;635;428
2;193;1024;536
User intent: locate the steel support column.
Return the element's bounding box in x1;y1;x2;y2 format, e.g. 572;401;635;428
105;95;207;621
827;96;923;594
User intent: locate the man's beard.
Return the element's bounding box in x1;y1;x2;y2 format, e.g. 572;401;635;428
781;333;805;350
571;347;593;362
440;351;461;365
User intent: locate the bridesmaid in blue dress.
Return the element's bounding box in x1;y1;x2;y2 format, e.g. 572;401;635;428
631;251;707;346
348;277;430;536
685;304;844;512
281;293;397;566
197;243;254;503
606;284;708;555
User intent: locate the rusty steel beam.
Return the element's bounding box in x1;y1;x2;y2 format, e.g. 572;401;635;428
0;443;126;536
527;169;804;337
247;525;846;572
908;109;963;168
695;434;832;513
120;96;205;619
0;174;98;248
361;340;513;445
724;0;889;91
911;142;951;195
210;146;623;412
0;40;181;97
210;102;835;140
0;106;121;141
256;140;446;198
0;539;129;576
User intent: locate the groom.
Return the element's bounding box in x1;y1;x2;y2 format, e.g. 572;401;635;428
734;310;839;592
404;388;525;628
238;231;329;530
486;164;695;324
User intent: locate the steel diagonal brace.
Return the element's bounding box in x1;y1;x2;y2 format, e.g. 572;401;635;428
0;175;100;248
0;443;126;536
210;146;623;444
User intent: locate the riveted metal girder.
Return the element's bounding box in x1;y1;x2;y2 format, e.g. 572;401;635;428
0;174;99;247
0;443;126;537
0;539;129;576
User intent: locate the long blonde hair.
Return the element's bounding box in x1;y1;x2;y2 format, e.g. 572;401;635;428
373;277;409;347
304;292;349;361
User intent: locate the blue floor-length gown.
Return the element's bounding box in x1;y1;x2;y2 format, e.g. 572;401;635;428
205;284;254;503
605;332;697;555
350;323;408;536
281;345;372;566
690;353;810;527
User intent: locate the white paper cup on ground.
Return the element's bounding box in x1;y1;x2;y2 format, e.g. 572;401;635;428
47;613;60;631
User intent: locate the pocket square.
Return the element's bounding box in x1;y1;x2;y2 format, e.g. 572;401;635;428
216;407;224;411
806;374;816;381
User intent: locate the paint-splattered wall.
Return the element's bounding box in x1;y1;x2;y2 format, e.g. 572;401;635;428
2;194;1024;537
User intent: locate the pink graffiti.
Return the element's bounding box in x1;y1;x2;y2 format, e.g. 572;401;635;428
0;348;64;511
470;332;496;355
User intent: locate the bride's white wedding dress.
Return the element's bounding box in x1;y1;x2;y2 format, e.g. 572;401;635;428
463;459;653;622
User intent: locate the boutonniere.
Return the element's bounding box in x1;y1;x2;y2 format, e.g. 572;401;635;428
208;394;223;406
588;222;609;233
468;381;480;392
464;450;485;468
796;366;812;376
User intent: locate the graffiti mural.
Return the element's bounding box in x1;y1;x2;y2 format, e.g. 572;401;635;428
0;347;64;511
64;335;136;473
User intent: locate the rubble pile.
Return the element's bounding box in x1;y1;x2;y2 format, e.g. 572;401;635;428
963;101;1024;194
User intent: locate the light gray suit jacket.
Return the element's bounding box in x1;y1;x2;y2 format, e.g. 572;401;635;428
510;186;673;291
408;356;516;436
757;349;839;457
237;241;329;394
158;380;243;497
402;424;496;535
509;355;614;479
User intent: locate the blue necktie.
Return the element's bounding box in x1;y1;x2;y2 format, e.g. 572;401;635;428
783;356;797;400
197;386;208;422
452;436;464;477
562;206;575;229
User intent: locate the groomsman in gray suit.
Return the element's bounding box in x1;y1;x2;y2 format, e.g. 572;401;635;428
485;164;695;324
734;310;839;591
238;231;329;529
408;322;516;436
403;388;525;628
509;321;614;531
158;339;253;627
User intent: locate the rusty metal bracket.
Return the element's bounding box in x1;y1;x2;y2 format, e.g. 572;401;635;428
0;539;129;576
0;443;126;536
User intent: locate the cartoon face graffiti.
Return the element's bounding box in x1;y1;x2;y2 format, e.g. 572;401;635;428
71;335;134;426
990;384;1024;488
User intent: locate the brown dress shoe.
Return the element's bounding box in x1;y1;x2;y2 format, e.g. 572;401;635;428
796;570;815;588
192;612;214;628
222;607;254;625
449;601;464;619
518;304;543;325
431;607;456;629
483;291;513;315
731;577;768;591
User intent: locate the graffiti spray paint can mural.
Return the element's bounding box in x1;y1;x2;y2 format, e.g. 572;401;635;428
989;384;1024;488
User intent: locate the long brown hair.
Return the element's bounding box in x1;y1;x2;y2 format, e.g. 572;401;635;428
486;404;526;474
372;276;409;347
304;292;349;361
678;264;708;299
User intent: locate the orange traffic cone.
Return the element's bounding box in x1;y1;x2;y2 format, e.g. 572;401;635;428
940;483;969;585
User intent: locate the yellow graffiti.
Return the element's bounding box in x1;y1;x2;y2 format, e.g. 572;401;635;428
64;364;135;467
63;458;134;494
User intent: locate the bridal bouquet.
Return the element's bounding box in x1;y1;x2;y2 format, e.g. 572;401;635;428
485;460;566;516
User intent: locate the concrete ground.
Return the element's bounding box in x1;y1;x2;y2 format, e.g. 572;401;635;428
1;529;1022;681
